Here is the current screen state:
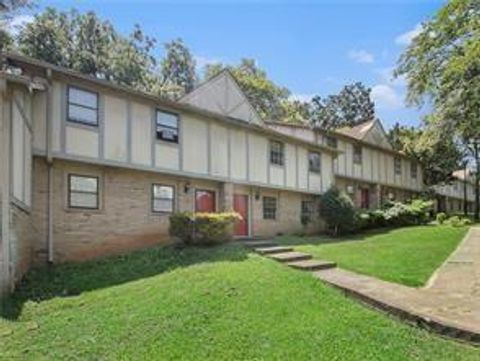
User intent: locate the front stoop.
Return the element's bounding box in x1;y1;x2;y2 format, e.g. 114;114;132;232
255;246;294;255
268;251;312;263
287;259;336;271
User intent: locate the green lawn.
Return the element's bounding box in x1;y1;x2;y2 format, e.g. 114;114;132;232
1;239;479;360
277;225;468;287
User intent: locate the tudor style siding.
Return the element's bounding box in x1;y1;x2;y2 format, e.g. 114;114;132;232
31;78;335;194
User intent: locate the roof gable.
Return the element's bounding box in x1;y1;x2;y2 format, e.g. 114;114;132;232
181;70;263;125
337;119;392;150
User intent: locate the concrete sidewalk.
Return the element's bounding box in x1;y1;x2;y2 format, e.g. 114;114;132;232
315;227;480;343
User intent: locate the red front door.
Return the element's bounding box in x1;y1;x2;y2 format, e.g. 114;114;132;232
233;194;249;236
195;190;216;212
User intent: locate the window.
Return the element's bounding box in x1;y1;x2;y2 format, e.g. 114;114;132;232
270;140;284;166
411;162;418;179
68;174;99;209
394;157;402;175
353;145;362;164
308;151;321;173
67;86;98;126
156;110;179;143
263;196;277;220
326;136;337;148
195;190;216;212
301;200;314;224
152;184;174;213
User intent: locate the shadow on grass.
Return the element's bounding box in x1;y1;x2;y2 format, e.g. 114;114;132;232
274;225;439;247
1;242;250;321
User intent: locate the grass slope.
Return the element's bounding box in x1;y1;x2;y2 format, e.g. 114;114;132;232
278;225;468;287
1;241;478;360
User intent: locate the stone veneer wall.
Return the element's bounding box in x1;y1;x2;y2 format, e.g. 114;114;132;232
32;157;322;263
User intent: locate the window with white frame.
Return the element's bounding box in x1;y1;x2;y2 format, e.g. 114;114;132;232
308;151;321;173
67;86;99;126
353;145;362;164
270;140;284;166
152;184;175;213
301;200;315;224
263;196;277;220
68;174;99;209
411;162;418;179
394;157;402;175
156;110;179;143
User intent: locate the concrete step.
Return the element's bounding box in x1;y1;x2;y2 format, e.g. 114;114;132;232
268;251;312;263
255;246;293;255
241;240;277;248
287;259;337;271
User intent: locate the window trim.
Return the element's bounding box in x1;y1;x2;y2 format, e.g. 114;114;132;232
67;85;99;127
156;108;180;144
308;151;321;173
394;157;402;176
269;140;285;166
151;184;175;214
353;145;362;165
67;174;100;210
263;196;277;220
301;200;315;224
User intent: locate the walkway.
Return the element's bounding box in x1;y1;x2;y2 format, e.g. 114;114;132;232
245;228;480;344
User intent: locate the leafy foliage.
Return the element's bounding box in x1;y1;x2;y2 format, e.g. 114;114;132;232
319;187;356;236
310;82;375;130
169;212;241;246
436;212;447;225
396;0;480;218
0;0;34;51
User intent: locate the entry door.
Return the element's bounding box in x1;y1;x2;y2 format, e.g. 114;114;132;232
361;189;370;209
195;190;216;212
233;194;249;236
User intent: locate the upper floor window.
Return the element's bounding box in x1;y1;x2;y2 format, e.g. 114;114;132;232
152;184;175;213
326;136;337;148
68;174;99;209
394;157;402;175
353;145;362;164
263;196;277;220
270;140;284;166
67;86;98;126
411;162;418;179
308;151;321;173
156;110;179;143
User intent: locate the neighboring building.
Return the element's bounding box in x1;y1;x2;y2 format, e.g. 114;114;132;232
0;53;339;294
433;169;476;214
268;119;424;209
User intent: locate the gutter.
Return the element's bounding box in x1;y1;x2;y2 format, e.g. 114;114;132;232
45;68;54;263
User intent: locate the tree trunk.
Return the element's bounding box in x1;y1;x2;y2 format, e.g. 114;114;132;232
475;142;480;221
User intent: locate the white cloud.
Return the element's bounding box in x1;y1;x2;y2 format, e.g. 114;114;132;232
6;14;34;36
289;93;315;103
194;55;222;71
374;66;406;87
348;49;374;64
395;23;422;46
371;84;403;110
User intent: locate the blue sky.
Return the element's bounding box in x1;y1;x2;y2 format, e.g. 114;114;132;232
14;0;445;129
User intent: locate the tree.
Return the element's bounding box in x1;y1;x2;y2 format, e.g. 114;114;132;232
17;8;157;93
159;38;197;99
319;187;356;236
0;0;34;51
387;121;463;186
396;0;480;219
205;59;290;120
309;82;375;130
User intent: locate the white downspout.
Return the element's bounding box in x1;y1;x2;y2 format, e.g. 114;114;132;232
45;69;54;263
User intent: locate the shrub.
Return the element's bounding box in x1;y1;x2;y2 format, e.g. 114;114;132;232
444;215;472;227
383;199;433;227
320;187;356;236
436;212;447;224
169;212;241;246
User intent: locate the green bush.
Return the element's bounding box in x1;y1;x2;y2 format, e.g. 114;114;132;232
169;212;241;246
320;187;356;236
444;215;472;227
436;212;447;224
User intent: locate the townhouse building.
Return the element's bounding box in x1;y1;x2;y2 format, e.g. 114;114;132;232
0;53;339;294
268;119;424;209
433;169;476;214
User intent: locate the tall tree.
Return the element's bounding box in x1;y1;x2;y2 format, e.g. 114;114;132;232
17;8;157;93
205;59;290;120
0;0;34;51
309;82;375;130
396;0;480;219
159;38;197;99
388;122;463;186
